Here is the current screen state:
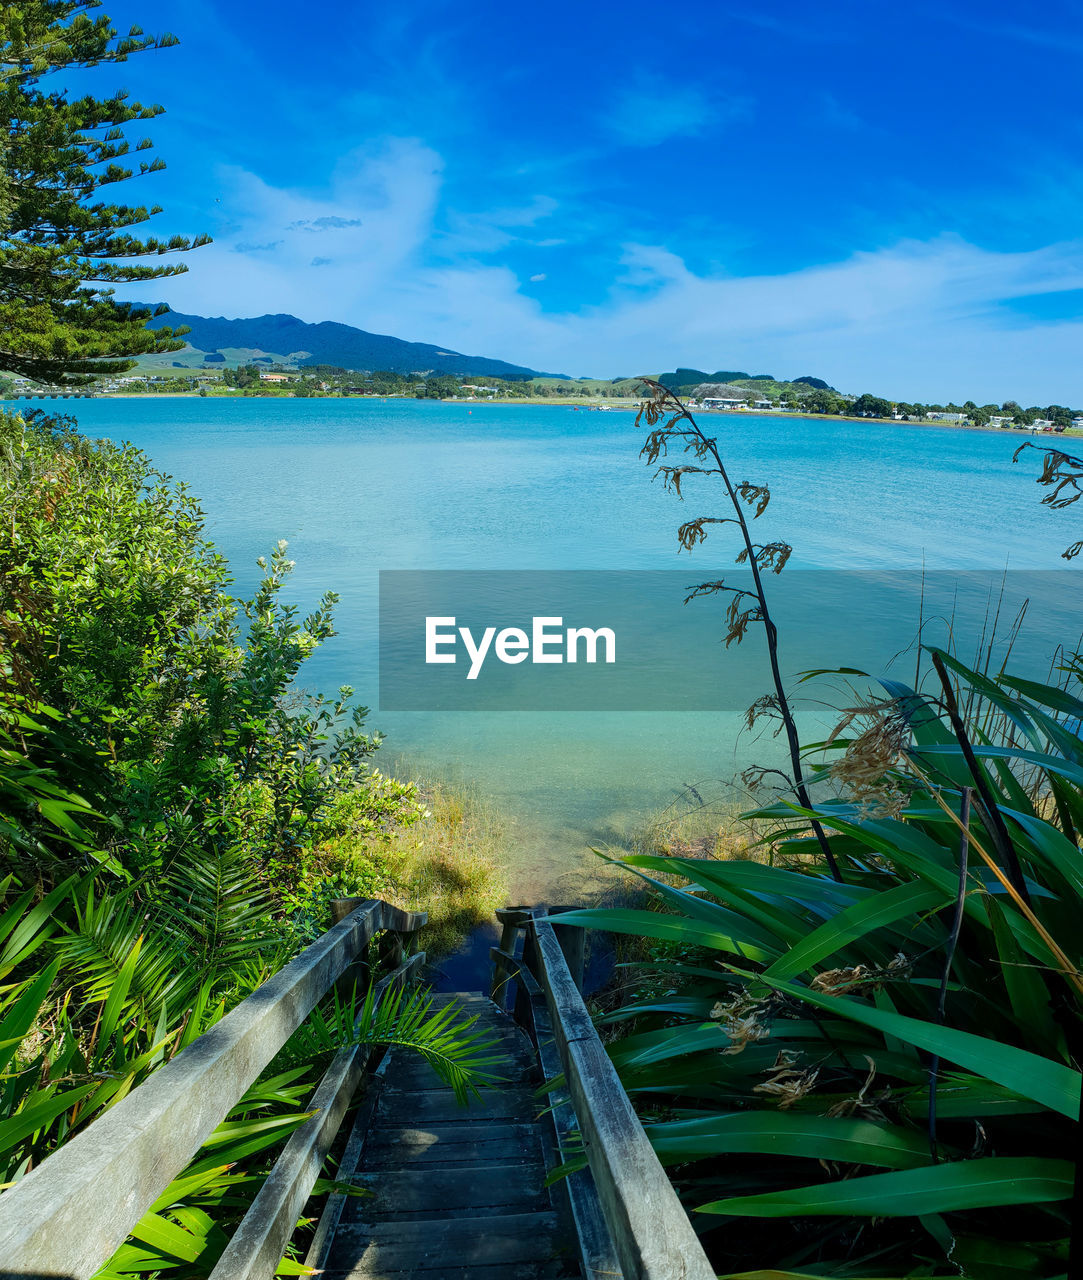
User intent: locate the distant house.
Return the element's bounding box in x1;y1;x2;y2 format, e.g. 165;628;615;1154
693;382;753;412
1031;419;1055;431
1072;417;1083;430
752;399;773;409
926;411;969;423
259;372;292;383
988;416;1013;428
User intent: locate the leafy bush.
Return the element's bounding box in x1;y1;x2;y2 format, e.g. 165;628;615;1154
0;408;422;910
0;871;498;1277
0;405;507;1270
556;651;1083;1278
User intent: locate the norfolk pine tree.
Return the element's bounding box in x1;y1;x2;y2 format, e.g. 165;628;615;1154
0;1;208;385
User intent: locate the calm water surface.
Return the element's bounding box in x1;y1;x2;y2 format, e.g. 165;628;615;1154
49;398;1079;900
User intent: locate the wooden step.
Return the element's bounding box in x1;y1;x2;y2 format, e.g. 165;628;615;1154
324;1210;572;1275
384;1052;538;1092
363;1120;543;1169
376;1084;540;1125
352;1159;550;1222
313;992;583;1278
322;1266;570;1280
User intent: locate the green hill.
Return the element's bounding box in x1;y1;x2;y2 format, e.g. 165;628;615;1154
652;368;836;396
143;311;568;380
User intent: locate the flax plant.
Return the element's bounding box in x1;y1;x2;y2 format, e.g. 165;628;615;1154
636;380;841;879
553;648;1083;1278
539;386;1083;1277
1014;440;1083;560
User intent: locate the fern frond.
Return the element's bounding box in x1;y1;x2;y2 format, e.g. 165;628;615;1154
289;984;505;1106
160;847;276;974
57;881;190;1022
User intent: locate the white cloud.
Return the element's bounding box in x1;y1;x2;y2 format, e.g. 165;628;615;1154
529;273;547;282
145;138;1083;400
153;137;444;328
601;80;749;147
439;196;559;254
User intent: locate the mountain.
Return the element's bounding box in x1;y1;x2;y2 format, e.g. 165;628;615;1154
145;311;568;380
654;368;838;394
655;367;776;390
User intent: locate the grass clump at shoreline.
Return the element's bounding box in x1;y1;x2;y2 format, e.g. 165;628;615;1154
298;774;507;958
628;789;762;863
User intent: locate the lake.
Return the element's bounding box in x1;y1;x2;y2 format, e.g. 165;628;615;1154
41;397;1080;901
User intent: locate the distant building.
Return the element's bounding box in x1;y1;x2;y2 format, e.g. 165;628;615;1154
693;382;753;411
702;397;748;410
926;411;968;423
1072;417;1083;430
988;416;1013;428
753;399;773;409
1031;419;1055;431
260;372;292;383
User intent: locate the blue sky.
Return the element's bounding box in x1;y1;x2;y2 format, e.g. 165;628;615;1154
73;0;1083;400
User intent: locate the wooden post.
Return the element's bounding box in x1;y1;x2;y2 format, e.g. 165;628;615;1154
331;897;366;926
532;917;717;1280
378;929;404;971
491;907;529;1008
550;905;586;992
332;897;375;998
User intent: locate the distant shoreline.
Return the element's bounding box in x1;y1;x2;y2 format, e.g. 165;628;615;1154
6;393;1079;441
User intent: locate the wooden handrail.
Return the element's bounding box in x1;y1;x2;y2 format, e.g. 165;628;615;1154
492;943;622;1279
0;898;427;1280
497;909;716;1280
208;950;425;1280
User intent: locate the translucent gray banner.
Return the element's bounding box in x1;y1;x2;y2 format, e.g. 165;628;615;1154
377;570;1081;711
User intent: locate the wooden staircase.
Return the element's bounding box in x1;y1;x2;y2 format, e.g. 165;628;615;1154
311;994;578;1279
0;899;717;1280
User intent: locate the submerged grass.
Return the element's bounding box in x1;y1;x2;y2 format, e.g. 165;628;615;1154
375;777;508;957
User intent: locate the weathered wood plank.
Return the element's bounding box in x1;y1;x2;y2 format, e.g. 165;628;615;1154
0;901;385;1280
523;946;622;1280
209;951;425;1280
363;1120;541;1168
323;1265;568;1280
333;898;428;936
550;922;586;993
385;1046;536;1092
377;1084;538;1124
325;1211;563;1272
322;1259;563;1280
533;916;715;1280
354;1161;549;1220
304;1057;389;1272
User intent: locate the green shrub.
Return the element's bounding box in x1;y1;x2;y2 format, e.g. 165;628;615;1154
0;408;411;909
557;651;1083;1279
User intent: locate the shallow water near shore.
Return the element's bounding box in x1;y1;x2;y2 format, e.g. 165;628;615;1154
46;397;1080;909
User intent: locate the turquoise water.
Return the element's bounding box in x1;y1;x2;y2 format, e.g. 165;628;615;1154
44;398;1079;898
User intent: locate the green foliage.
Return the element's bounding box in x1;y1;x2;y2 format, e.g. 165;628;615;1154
850;392;893;419
0;2;209;384
288;981;504;1106
416;373;462;399
0;403;505;1274
0;408;420;904
223;362;266;389
0;873;498;1276
559;652;1083;1277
